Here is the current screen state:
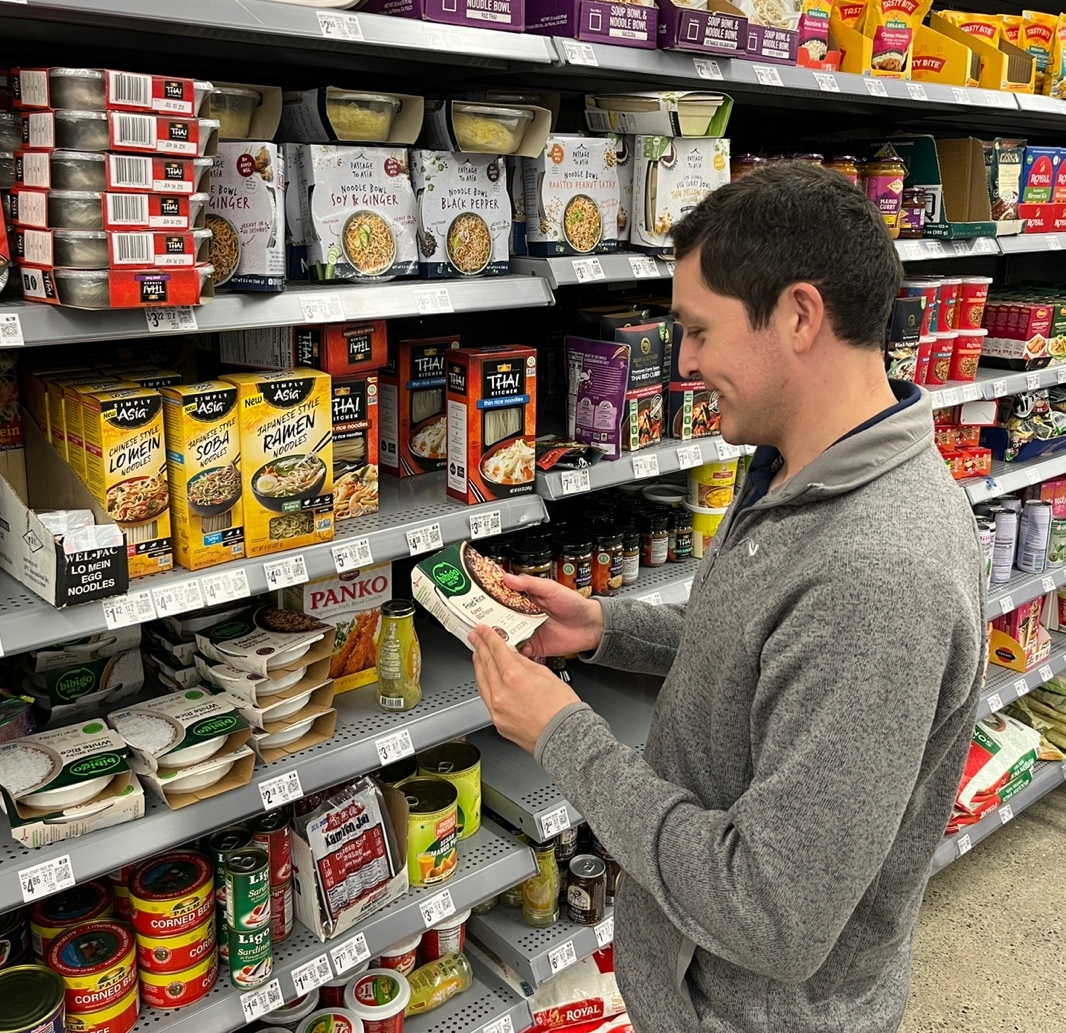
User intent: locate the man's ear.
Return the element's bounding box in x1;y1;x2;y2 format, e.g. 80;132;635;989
780;282;825;356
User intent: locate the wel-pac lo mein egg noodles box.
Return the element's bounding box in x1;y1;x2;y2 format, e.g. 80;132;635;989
446;345;537;505
161;381;246;571
222;369;334;557
332;374;378;521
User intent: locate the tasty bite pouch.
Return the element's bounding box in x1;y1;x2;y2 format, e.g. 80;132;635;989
1000;14;1022;46
938;10;1001;44
1023;10;1058;93
1047;14;1066;99
832;0;865;28
863;0;933;77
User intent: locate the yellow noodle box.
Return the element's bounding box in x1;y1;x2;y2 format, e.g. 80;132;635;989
1000;14;1023;47
1022;10;1058;93
1046;14;1066;99
938;10;1001;45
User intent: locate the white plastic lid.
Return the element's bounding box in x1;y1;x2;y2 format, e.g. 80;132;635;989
264;987;320;1026
49;68;105;80
429;909;470;930
343;970;410;1021
378;933;422;957
683;501;729;515
933;331;958;339
48;190;104;199
960;275;994;284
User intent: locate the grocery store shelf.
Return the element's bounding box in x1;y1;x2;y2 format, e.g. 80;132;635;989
621;557;699;607
986;566;1066;622
926;366;1066;408
977;629;1066;723
1015;94;1066;118
931;759;1066;874
125;821;535;1033
997;233;1066;255
0;623;491;913
961;452;1066;505
406;954;535;1033
0;276;555;347
511;254;673;287
895;238;999;262
469;904;614;988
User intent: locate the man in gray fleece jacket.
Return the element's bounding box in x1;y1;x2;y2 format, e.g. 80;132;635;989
469;162;986;1033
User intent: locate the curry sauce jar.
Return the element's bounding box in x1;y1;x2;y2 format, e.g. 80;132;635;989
0;965;65;1033
139;951;218;1010
31;881;114;960
62;985;138;1033
47;922;136;1015
399;777;459;887
130;853;214;939
135;914;216;975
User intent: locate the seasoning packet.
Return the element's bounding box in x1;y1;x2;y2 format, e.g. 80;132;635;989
613;322;666;451
1023;10;1058;94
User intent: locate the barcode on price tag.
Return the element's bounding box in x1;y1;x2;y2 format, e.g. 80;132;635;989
974;237;997;254
420;889;457;927
317;10;364;40
573;257;606;282
561;39;598;64
985;692;1003;714
0;313;25;347
639;591;664;606
1043;576;1057;594
952;240;972;257
957;833;972;856
999;803;1014;824
991;378;1008;396
292;953;333;996
406;522;443;556
376;728;415;766
951;87;970;105
259;770;303;811
1040;664;1054;683
1026;467;1040;486
539;804;571;840
560;469;591;496
102;589;156;629
693;57;723;79
299;292;345;323
145;307;197;333
717;441;741;459
331;933;370;975
470;509;502;540
151;579;205;618
676;444;702;469
549;939;578;975
900;241;922;262
414;287;454;315
925;240;944;257
628;255;659;279
632;453;659;479
753;64;783;87
1058;368;1066;385
264;554;309;589
20;855;75;903
1014;678;1028;698
595;916;615;947
814;72;839;92
1027;373;1041;390
999;594;1015;615
200;567;251;606
907;83;928;101
332;537;373;573
483;1016;516;1033
240;979;283;1023
1049;235;1063;251
865;78;888;96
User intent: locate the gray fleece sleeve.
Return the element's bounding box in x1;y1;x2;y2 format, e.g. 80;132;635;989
581;597;686;676
536;566;981;984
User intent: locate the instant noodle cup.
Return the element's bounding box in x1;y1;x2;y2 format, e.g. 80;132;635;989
688;460;737;509
376;935;421;977
685;502;728;559
138;950;218;1010
935;278;962;333
949;329;987;382
344;970;410;1033
900;279;939;337
915;336;935;385
48;921;136;1015
927;332;957;386
956;277;993;330
420;911;470;963
319;963;370;1008
62;984;138;1033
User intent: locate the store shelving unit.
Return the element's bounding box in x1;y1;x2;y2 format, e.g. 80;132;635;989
895;238;999;262
511;254;673;287
987;566;1066;623
405;955;535;1033
962;453;1066;505
997;233;1066;255
977;630;1066;723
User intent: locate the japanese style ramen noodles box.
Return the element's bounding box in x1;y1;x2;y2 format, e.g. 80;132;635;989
380;334;460;477
332;374;379;521
221;369;334;557
81;386;173;578
446;345;537;505
161;381;245;571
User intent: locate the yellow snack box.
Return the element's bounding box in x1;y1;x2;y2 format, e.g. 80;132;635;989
63;378;130;481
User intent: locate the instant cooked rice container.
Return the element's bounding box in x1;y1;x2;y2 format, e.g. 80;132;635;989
420;99;550;157
194;605;331;677
279;87;422;145
20;263;214;309
23;646;144;725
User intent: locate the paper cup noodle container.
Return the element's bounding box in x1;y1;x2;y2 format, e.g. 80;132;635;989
935;279;962;333
915;336;934;386
688;460;737;508
344;970;409;1033
957;277;993;330
900;279;938;337
949;329;986;382
685;502;728;558
927;333;956;386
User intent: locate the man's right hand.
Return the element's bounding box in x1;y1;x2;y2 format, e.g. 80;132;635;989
504;572;605;658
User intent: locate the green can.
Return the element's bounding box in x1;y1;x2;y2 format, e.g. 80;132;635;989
416;741;481;839
227;924;273;990
1050;518;1066;567
224;848;271;932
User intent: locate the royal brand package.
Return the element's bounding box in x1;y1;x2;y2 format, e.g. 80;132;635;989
522;135;620;256
221;369;334;557
23;647;144;725
380;335;459;477
565;336;630;459
161;381;245;571
668;320;719;439
195;604;331;678
332;375;379;521
81;386;173;578
446;345;537;505
218;321;387;377
283;562;392;693
411;150;511;278
207;142;285;292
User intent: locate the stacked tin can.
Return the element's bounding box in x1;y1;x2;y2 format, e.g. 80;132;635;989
47;920;139;1033
249;812;294;948
29;881;114;962
0;907;33;970
206;825;251;964
223;845;273;990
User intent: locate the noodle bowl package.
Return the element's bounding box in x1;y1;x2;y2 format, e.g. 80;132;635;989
411;150;511;279
331;375;379;521
446;345;537;505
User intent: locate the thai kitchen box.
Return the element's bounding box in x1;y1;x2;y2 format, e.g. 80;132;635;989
332;374;379;522
218;320;387;378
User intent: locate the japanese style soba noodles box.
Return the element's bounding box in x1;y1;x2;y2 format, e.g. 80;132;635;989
161;381;246;571
221;370;334;557
446;345;536;505
81;386;173;578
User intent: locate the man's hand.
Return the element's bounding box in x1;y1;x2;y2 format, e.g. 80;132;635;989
504;573;605;659
469;624;581;754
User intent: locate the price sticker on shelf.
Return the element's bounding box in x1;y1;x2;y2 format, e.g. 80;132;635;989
864;78;888;97
420;889;457;928
974;237;997;255
1043;576;1057;594
413;287;454;316
0;313;25;348
200;567;251;606
1049;235;1063;251
1040;664;1054;684
299;292;345;323
899;241;923;262
470;509;503;540
595;916;615;948
628;255;660;279
1057;368;1066;385
259;770;303;811
986;692;1003;714
573;257;606;283
962;384;984;402
539;804;571;840
549;939;579;975
291;953;333;997
1027;373;1042;390
424;24;464;48
1026;467;1040;486
102;589;156;629
638;591;664;606
753;64;783;87
483;1017;516;1033
906;83;928;101
331;933;370;975
676;444;702;470
561;39;598;65
924;240;945;257
937;388;959;407
264;554;309;590
692;57;723;80
813;72;839;92
957;833;972;857
717;441;742;459
998;594;1015;615
240;979;284;1024
951;87;970;105
998;803;1015;824
632;453;659;479
990;379;1009;399
19;855;75;903
332;537;374;573
151;579;205;619
317;10;365;40
406;522;443;556
560;468;591;496
1014;678;1029;698
952;240;972;257
663;260;676;277
375;728;415;767
145;307;197;334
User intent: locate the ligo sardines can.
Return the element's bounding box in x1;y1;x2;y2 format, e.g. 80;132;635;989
62;985;138;1033
139;950;218;1010
130;852;214;939
135;914;216;975
224;848;271;931
270;880;293;944
416;741;481;840
399;777;459;887
30;881;114;960
227;925;272;990
215;905;229;962
0;965;65;1033
249;811;292;886
0;909;32;970
206;824;253;912
47;922;136;1014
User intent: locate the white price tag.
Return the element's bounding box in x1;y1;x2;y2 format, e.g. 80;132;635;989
406;522;443;556
420;889;457;928
628;255;660;279
413;287;454;315
19;855;75;903
907;83;929;101
331;933;371;975
1039;664;1054;683
1014;678;1029;698
998;803;1014;824
1027;373;1041;390
1048;235;1063;251
957;832;972;856
693;57;724;80
573;257;606;282
539;804;571;840
663;260;676;277
316;10;364;40
101;589;156;629
925;240;945;257
424;24;463;48
814;72;839;92
865;78;888;97
375;728;415;766
632;453;659;479
717;441;742;459
900;241;923;262
259;770;303;811
1058;368;1066;385
999;594;1015;615
333;538;374;573
986;692;1003;714
1044;576;1057;594
483;1016;516;1033
470;509;503;540
991;379;1008;397
595;915;615;947
200;567;251;606
561;39;598;65
962;384;983;402
938;388;959;407
240;980;283;1024
951;87;970;105
683;579;694;599
639;591;664;606
560;468;591;496
151;579;205;619
299;292;345;323
974;237;997;254
676;444;702;470
753;64;784;87
264;554;309;590
1026;467;1040;486
0;313;25;348
549;939;578;975
145;307;197;333
952;240;972;257
292;953;333;997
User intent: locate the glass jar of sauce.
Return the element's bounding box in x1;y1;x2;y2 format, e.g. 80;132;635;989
668;509;694;561
826;155;860;186
552;535;593;598
591;527;623;597
511;539;552;579
862;156;907;238
898;186;927;239
621;528;640;585
730;154;767;179
641;510;669;568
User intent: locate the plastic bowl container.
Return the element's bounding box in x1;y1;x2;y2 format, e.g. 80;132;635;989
263;988;320;1030
451;103;532;154
257;714;317;749
325;92;401;142
45;150;106;191
209;87;260;138
46;190;106;230
255;665;309;698
685;501;728;559
46;226;210;268
48;68;106;110
0;112;19;152
263;686;317;721
344;970;409;1033
48;264;213;308
23;773;115;809
160;759;234;795
157;735;227;769
54;110;110;151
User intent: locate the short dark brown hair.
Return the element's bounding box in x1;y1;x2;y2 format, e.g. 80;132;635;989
671;161;903;348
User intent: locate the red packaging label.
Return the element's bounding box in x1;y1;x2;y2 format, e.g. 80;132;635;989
108;113;207;156
15;228;205;269
20;264;208;308
104;72;200;115
107;155;205;194
101;193;201;231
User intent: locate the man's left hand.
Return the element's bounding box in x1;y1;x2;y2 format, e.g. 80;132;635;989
469;624;581;754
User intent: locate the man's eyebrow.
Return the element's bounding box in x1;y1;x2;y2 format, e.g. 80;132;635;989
668;309;682;322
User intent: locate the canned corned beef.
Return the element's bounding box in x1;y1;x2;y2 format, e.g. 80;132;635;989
0;908;32;970
138;950;218;1010
130;852;214;939
30;881;113;960
62;985;138;1033
47;922;136;1014
135;914;216;975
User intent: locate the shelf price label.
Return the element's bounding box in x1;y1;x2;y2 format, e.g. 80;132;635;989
628;255;660;279
539;804;571;840
560;469;591;496
1027;373;1042;390
676;444;702;470
375;728;415;766
632;453;659;479
292;953;333;997
717;441;742;460
420;889;457;927
985;692;1003;714
906;83;928;101
200;568;251;606
413;287;454;315
752;64;783;87
0;313;25;347
998;594;1015;615
1058;368;1066;385
813;72;839;92
998;803;1014;824
1039;664;1054;684
594;916;615;948
991;379;1009;397
973;237;997;254
332;537;374;573
259;770;303;811
899;241;923;262
144;307;197;334
483;1017;516;1033
936;388;959;407
961;384;983;402
406;522;443;556
952;240;972;257
548;939;579;975
299;292;345;323
1014;678;1029;698
331;933;370;975
573;257;606;283
470;509;503;540
151;579;205;619
102;589;156;630
1049;235;1063;251
692;57;723;80
864;78;888;97
264;554;309;590
638;591;664;606
924;240;945;258
19;855;75;903
240;979;284;1023
951;87;970;105
956;833;972;857
1043;576;1057;594
561;39;598;65
424;24;464;48
317;10;365;40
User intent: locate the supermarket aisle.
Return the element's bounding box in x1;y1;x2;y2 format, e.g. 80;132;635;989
900;791;1066;1033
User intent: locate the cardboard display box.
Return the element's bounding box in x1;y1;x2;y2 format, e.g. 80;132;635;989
525;0;659;49
912;24;980;87
361;0;526;32
929;13;1035;92
657;0;748;57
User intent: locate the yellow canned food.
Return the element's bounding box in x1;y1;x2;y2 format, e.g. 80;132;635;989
416;741;481;840
399;777;458;886
688;459;737;509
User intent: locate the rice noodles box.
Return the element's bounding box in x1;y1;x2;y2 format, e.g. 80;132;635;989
446;345;536;505
411;151;511;278
81;386;173;578
221;370;334;557
332;375;379;521
161;381;245;571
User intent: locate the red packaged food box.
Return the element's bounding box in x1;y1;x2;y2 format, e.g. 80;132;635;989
218;321;387;378
12;68;209;117
934;426;959;450
15;228;210;270
932;405;958;426
10;188;208;232
941;450;965;479
957;425;982;447
18;264;213;310
958;447;992;478
15;151;213;195
332;374;380;521
19;110;218;156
